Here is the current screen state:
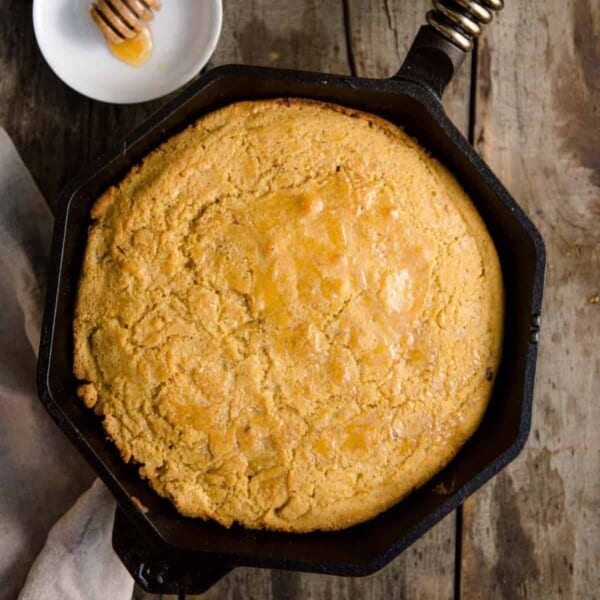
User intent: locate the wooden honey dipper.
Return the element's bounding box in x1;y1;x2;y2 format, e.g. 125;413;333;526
91;0;161;66
91;0;162;44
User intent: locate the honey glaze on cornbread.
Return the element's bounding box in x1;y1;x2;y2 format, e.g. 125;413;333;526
73;99;503;532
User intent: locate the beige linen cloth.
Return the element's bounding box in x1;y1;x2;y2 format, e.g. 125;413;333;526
0;128;134;600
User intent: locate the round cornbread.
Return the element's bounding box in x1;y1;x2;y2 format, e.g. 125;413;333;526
74;99;503;532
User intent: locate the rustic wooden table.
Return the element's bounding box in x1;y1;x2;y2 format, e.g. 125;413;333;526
1;1;597;598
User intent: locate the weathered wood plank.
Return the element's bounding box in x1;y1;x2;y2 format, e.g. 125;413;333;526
210;0;350;73
344;0;472;133
0;1;93;213
461;1;600;598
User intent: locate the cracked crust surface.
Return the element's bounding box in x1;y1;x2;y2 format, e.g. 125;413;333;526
73;99;503;531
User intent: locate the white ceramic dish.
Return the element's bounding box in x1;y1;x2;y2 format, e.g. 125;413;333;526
33;0;223;104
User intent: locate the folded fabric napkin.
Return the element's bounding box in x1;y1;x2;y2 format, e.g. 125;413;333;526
0;128;134;600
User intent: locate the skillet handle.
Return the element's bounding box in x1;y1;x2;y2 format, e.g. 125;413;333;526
112;507;232;595
396;0;504;98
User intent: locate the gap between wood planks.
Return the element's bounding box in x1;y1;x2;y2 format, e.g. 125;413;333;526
341;0;358;76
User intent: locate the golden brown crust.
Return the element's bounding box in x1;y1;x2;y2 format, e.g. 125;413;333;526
76;383;98;409
73;99;503;531
91;186;117;219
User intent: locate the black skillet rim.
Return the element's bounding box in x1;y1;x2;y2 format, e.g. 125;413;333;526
37;64;546;576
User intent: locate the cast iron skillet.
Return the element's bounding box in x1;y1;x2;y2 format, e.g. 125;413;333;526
37;2;545;595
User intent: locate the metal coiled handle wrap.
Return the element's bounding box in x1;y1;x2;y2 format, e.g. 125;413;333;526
426;0;504;52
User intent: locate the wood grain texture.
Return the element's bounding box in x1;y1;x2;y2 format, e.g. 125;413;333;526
211;0;349;73
4;0;597;598
461;1;600;599
345;0;472;133
0;1;93;213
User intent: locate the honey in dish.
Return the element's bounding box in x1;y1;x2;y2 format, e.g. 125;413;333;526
108;27;153;67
